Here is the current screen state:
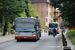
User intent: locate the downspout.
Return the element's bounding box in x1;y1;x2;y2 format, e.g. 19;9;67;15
45;2;46;26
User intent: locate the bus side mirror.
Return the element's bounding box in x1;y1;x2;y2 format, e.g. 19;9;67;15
13;22;15;30
34;25;37;31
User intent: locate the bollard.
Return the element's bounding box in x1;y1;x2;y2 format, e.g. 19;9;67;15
62;34;64;38
62;34;65;41
63;38;66;41
63;41;67;46
62;34;65;40
63;46;71;50
63;38;66;43
63;40;67;43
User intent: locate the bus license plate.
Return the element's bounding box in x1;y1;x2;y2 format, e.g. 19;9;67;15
24;37;27;38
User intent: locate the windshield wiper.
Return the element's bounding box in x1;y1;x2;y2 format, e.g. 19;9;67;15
19;29;26;32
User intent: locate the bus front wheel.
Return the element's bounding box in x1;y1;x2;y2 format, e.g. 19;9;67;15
17;39;20;42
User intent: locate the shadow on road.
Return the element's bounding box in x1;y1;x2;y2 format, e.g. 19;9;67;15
16;39;38;42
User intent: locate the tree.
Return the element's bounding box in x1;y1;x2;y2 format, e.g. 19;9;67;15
50;0;75;27
19;12;27;17
0;0;26;35
28;2;40;18
25;0;31;17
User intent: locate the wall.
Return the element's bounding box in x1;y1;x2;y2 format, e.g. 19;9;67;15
31;2;54;26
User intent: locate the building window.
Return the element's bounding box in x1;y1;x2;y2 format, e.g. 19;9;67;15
46;3;48;7
46;11;48;17
46;18;47;22
31;3;34;6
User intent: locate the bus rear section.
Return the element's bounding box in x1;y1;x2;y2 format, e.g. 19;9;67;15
15;32;37;39
13;17;41;41
48;22;59;35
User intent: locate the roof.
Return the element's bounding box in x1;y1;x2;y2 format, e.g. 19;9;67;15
29;0;50;2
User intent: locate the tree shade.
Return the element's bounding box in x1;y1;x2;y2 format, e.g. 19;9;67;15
50;0;75;27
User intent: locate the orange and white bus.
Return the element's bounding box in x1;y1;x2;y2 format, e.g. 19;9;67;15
13;17;41;41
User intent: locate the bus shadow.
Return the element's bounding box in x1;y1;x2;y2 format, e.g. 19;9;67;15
16;39;38;42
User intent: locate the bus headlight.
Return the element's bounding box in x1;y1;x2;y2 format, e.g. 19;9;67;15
32;33;36;36
15;33;18;36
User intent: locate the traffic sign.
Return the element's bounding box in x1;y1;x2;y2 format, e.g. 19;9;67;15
60;22;64;26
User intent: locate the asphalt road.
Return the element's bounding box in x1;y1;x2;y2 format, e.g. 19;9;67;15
0;33;63;50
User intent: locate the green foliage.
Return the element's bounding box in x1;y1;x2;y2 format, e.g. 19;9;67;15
0;0;40;34
0;0;26;24
66;30;75;45
19;12;27;17
0;0;26;33
63;20;69;28
41;26;48;29
7;22;12;32
28;2;40;18
50;0;75;27
25;0;31;17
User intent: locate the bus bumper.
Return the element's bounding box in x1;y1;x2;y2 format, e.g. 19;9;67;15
15;36;36;40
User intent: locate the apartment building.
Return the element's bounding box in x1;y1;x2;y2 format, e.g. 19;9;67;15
29;0;54;26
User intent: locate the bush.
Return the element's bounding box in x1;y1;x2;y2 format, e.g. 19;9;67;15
7;22;12;32
41;26;48;29
66;30;75;45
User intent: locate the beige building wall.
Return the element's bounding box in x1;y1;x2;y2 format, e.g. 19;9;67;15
58;13;62;24
31;2;54;26
45;3;54;26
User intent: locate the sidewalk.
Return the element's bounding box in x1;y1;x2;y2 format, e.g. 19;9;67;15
64;32;75;50
0;34;14;43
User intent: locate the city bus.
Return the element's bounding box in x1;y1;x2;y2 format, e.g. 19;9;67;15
13;17;41;41
48;22;60;35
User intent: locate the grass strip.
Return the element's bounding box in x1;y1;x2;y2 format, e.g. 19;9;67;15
66;30;75;45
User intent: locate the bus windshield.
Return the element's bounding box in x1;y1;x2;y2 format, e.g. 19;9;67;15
15;18;36;32
49;23;58;28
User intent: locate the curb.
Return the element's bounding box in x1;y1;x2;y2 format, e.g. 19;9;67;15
0;35;15;44
0;39;15;44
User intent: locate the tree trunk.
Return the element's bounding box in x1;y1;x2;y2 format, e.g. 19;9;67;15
3;20;8;36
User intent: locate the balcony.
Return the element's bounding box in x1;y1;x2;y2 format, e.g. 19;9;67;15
53;17;58;20
53;10;58;13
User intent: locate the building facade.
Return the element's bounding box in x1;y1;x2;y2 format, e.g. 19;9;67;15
29;0;54;26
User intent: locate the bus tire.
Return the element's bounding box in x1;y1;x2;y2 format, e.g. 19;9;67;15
38;34;40;40
17;39;20;42
37;37;40;40
48;33;50;35
57;32;59;34
35;36;38;41
35;39;38;41
40;33;41;37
